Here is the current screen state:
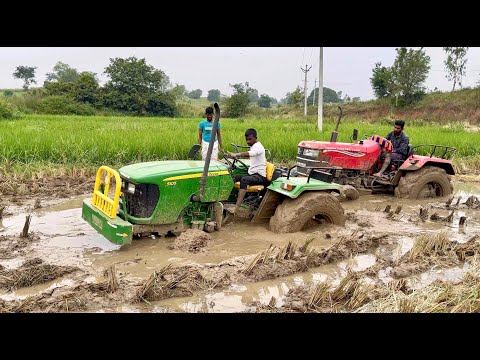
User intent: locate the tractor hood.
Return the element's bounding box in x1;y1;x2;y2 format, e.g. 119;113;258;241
297;139;381;172
299;139;380;155
119;160;228;183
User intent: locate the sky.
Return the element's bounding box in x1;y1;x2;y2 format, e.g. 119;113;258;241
1;47;479;101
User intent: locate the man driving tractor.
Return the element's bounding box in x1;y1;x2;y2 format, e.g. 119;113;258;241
373;120;410;177
227;128;267;215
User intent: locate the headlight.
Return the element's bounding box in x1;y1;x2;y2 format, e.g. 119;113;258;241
303;149;320;157
127;183;136;194
281;182;296;191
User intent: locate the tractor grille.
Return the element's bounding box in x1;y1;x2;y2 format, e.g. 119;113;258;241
121;178;159;218
296;147;335;182
296;147;329;177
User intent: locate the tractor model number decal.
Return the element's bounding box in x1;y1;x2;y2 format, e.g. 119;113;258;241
167;181;177;186
163;170;230;182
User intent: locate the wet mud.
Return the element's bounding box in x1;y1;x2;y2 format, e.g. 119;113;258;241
0;177;479;312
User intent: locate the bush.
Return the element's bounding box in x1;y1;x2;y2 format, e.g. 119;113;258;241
3;90;14;97
145;93;177;117
225;93;249;118
0;98;21;119
36;95;96;115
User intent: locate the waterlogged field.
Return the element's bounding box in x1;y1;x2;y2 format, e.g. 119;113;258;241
1;114;480;174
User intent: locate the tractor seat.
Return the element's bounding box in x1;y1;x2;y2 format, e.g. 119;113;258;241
234;162;275;192
407;144;414;157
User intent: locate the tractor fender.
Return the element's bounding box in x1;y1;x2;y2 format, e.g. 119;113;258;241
393;159;455;186
267;177;343;199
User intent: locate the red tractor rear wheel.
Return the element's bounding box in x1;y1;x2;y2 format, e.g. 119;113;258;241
394;166;453;199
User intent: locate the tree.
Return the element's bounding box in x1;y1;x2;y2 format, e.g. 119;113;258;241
286;87;303;106
307;87;342;104
170;84;186;98
443;47;469;91
247;87;259;103
72;72;99;104
390;47;431;105
207;89;221;102
370;62;394;99
13;65;37;90
187;89;202;99
257;94;272;108
225;82;250;117
370;48;431;106
45;62;80;83
102;56;171;115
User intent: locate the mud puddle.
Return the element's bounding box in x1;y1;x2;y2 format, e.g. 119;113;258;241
1;181;480;313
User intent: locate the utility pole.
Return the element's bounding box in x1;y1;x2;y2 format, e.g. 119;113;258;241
312;79;317;106
317;47;323;131
301;64;312;117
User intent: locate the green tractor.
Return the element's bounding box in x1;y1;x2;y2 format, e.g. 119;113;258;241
82;104;349;246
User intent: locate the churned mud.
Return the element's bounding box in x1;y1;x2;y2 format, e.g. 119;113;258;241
0;258;78;291
168;229;213;253
0;177;479;312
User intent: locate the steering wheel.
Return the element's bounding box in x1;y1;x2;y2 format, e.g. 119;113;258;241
222;153;249;172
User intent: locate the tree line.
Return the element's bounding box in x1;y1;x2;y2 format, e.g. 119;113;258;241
4;47;472;118
370;47;470;107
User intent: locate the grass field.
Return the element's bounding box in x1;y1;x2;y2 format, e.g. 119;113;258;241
0;114;479;177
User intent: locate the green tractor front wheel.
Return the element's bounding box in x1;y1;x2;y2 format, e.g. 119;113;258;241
269;191;345;233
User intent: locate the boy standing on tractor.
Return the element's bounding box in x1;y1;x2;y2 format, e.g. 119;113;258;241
227;128;267;215
197;106;224;160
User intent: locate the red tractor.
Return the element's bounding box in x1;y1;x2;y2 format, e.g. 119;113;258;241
295;108;457;199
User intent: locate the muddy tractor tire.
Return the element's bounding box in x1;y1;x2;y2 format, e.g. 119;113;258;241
394;166;453;199
342;185;359;201
269;192;345;233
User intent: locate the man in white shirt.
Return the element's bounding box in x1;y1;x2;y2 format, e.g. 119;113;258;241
227;128;267;215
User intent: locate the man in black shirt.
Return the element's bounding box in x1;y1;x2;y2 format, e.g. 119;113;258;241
386;120;410;161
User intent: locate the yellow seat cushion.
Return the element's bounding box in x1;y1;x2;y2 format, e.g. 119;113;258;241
234;162;275;193
234;183;264;192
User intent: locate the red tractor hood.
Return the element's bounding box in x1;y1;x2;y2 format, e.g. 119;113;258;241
299;139;380;154
298;139;381;171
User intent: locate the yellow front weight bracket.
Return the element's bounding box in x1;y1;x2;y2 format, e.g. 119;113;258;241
92;166;122;218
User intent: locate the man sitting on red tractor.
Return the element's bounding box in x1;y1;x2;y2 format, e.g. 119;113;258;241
372;120;410;177
386;120;410;162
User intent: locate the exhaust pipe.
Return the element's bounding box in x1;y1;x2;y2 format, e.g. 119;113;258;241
195;102;220;202
330;106;343;142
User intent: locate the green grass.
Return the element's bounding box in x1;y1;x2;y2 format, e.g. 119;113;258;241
0;115;479;175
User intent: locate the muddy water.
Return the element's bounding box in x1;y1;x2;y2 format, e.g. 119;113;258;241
1;180;480;312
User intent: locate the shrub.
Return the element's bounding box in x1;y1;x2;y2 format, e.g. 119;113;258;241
0;98;21;119
36;95;96;115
